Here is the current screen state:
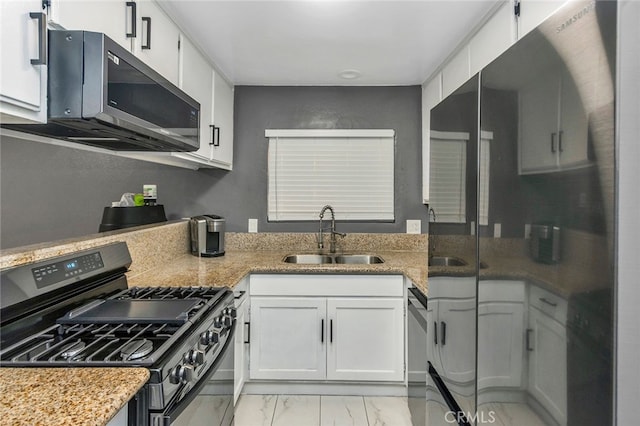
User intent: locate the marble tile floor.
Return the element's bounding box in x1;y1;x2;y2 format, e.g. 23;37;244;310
177;394;413;426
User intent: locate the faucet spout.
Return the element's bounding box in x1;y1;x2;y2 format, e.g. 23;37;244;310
318;205;345;253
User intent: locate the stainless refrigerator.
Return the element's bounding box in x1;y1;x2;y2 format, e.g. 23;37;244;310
425;1;616;425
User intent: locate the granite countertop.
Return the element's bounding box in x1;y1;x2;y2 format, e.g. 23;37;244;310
128;249;430;295
0;368;149;426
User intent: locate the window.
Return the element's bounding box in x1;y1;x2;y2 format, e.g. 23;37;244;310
266;129;395;221
429;130;492;225
429;130;469;223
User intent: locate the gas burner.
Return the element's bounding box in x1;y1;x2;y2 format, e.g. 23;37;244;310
60;341;86;359
121;339;153;360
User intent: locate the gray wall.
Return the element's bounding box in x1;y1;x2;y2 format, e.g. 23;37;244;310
0;85;425;249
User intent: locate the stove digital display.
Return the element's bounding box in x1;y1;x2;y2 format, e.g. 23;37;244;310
33;252;104;289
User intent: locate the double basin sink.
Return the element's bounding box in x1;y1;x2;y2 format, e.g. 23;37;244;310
283;254;384;265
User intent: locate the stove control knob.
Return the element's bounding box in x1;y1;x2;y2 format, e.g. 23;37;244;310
214;316;223;328
199;330;220;346
225;307;237;319
222;315;233;327
184;349;205;366
169;364;194;385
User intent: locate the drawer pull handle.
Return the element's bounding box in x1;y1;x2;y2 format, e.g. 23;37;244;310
126;2;137;38
434;321;438;345
539;297;557;307
321;319;324;343
29;12;47;65
441;321;446;346
141;17;151;49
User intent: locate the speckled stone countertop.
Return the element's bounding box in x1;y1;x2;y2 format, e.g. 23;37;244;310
128;249;430;295
0;368;149;426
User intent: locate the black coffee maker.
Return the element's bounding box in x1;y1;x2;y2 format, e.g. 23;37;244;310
189;215;226;257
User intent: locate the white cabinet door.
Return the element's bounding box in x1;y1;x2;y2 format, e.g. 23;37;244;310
442;47;470;99
177;35;214;160
326;298;404;382
477;302;525;389
211;71;234;169
0;0;47;123
519;74;560;173
435;298;476;385
528;306;567;425
51;0;133;51
233;298;247;403
249;297;326;381
558;68;589;168
133;0;180;85
518;0;568;39
469;1;516;75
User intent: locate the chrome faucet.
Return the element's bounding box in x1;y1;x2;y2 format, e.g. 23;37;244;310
318;205;346;253
428;207;437;256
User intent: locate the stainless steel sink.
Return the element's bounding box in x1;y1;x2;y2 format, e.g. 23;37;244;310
428;256;468;267
283;254;333;264
334;254;384;264
282;253;385;265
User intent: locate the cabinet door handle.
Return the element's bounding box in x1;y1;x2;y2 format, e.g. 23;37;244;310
330;319;333;343
321;319;324;343
434;321;438;345
126;1;137;38
29;12;47;65
209;125;220;146
526;328;534;351
551;132;557;153
441;321;446;346
539;297;558;307
214;126;221;147
141;17;151;49
244;322;250;344
558;130;564;152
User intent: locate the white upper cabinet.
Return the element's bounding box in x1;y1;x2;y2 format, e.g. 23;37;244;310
132;0;180;85
519;65;589;174
517;0;568;39
211;71;234;169
441;47;470;100
469;1;516;75
177;35;214;160
49;0;134;51
0;0;47;124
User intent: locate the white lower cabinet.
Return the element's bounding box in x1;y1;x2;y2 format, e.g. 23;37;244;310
233;288;249;403
248;274;405;383
477;280;526;390
249;297;327;381
527;285;567;425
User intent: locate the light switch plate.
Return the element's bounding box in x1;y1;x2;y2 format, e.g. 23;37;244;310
248;218;258;233
494;223;502;238
524;223;531;239
406;220;421;234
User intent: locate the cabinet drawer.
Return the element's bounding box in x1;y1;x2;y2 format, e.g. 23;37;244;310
529;285;567;324
250;274;403;297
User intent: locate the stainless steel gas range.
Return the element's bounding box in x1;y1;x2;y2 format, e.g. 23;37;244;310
0;242;236;426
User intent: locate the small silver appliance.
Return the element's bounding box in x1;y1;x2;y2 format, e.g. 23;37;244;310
190;215;226;257
529;224;561;264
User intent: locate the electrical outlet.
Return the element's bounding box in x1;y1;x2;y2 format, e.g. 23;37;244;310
494;223;502;238
524;223;531;239
406;220;421;234
470;221;476;236
248;218;258;233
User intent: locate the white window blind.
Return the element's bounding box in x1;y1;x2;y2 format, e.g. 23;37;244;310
479;131;493;227
429;130;468;223
266;129;395;221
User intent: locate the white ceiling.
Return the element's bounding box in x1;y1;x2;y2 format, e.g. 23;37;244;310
159;1;499;86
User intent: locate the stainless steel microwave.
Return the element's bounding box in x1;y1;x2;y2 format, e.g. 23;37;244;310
3;30;200;152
